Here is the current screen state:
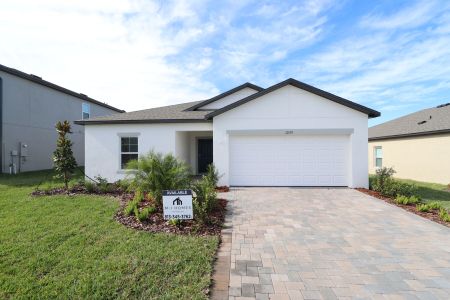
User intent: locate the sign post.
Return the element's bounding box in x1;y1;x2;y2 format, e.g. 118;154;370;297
162;189;193;220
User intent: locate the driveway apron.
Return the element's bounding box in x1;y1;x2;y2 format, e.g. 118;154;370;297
223;187;450;300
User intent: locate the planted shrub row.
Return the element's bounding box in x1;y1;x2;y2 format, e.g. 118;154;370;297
370;167;450;223
370;167;417;197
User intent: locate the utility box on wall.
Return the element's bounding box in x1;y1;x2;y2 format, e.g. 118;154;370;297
19;142;28;158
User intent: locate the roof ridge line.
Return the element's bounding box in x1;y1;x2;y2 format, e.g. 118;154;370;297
184;82;263;111
205;78;380;119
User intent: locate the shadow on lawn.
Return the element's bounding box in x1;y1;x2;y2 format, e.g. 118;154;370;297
0;168;84;187
416;185;450;203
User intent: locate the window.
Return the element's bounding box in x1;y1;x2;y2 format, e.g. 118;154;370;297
374;146;382;168
82;103;90;119
121;137;138;169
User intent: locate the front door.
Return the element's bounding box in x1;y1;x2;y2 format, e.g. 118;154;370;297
197;138;213;174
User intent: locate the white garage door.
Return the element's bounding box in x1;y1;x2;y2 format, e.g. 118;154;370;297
229;135;349;186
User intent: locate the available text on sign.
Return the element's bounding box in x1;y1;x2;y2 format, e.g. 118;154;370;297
162;190;193;220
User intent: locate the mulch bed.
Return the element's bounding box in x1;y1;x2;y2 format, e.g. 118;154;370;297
31;184;125;197
356;188;449;228
115;195;227;236
32;185;228;235
216;186;230;193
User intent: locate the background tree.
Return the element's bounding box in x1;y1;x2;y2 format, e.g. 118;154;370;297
53;120;77;191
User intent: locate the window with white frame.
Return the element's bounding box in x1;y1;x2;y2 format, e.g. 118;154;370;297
374;146;382;168
82;103;90;119
121;137;138;169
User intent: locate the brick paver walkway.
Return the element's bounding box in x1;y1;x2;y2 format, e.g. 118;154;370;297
223;188;450;299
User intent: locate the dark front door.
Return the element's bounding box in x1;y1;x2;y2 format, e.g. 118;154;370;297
197;138;213;174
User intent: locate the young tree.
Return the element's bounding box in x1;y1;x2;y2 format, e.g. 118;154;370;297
53;120;77;191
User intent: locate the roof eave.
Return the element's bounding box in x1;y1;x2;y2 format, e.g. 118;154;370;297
74;118;212;125
185;82;264;111
0;64;124;113
369;129;450;141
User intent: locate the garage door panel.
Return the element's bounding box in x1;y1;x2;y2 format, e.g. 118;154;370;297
229;135;349;186
317;176;331;185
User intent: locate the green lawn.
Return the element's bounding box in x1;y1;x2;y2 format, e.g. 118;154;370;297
0;170;218;299
395;178;450;209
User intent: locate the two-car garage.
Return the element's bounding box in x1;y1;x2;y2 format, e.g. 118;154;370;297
210;79;380;189
229;134;350;186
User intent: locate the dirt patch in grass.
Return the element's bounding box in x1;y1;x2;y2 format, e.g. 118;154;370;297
356;188;449;228
32;185;228;235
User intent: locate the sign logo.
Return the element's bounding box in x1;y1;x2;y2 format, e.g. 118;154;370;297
162;190;193;220
173;197;183;205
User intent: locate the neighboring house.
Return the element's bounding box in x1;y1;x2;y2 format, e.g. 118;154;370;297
76;78;380;188
368;103;450;184
0;64;124;173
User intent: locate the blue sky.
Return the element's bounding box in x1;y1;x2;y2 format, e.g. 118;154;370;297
1;0;450;126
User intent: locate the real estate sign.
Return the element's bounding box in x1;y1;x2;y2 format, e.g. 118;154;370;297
162;190;193;220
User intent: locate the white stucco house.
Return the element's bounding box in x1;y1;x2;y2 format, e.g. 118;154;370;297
75;78;380;188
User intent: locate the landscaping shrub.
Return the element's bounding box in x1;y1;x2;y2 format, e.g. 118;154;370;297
147;206;156;214
84;180;96;193
94;175;111;193
416;203;430;212
115;179;131;192
126;151;191;206
133;190;144;202
205;164;220;187
168;218;182;226
124;201;138;216
395;195;419;205
439;208;450;222
427;202;443;210
137;207;151;222
371;167;417;197
192;176;218;224
371;167;395;190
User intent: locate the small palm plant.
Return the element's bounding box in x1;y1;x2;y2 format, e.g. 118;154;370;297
126;151;191;206
204;164;221;187
53;120;77;191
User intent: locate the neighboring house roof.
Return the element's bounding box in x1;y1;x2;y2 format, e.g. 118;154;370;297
184;82;263;111
75;101;210;124
205;78;380;119
76;78;380;125
369;103;450;140
0;64;124;113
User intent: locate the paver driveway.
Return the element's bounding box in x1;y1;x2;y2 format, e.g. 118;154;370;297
223;188;450;300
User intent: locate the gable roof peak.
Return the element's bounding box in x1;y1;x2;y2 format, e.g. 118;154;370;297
184;82;263;111
205;77;380;119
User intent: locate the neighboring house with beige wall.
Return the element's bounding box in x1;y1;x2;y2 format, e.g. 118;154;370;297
368;103;450;185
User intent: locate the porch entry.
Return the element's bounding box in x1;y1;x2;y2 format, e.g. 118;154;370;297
197;138;213;174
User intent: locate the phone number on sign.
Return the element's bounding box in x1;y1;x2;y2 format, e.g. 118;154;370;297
165;215;192;220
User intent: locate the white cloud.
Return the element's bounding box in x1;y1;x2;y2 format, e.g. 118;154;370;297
1;0;449;124
282;1;450;124
359;0;440;30
0;0;219;111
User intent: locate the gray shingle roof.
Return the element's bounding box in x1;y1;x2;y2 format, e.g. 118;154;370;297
75;101;210;124
75;78;381;125
369;103;450;140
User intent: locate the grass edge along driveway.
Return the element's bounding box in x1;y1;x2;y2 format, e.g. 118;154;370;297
0;170;218;299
